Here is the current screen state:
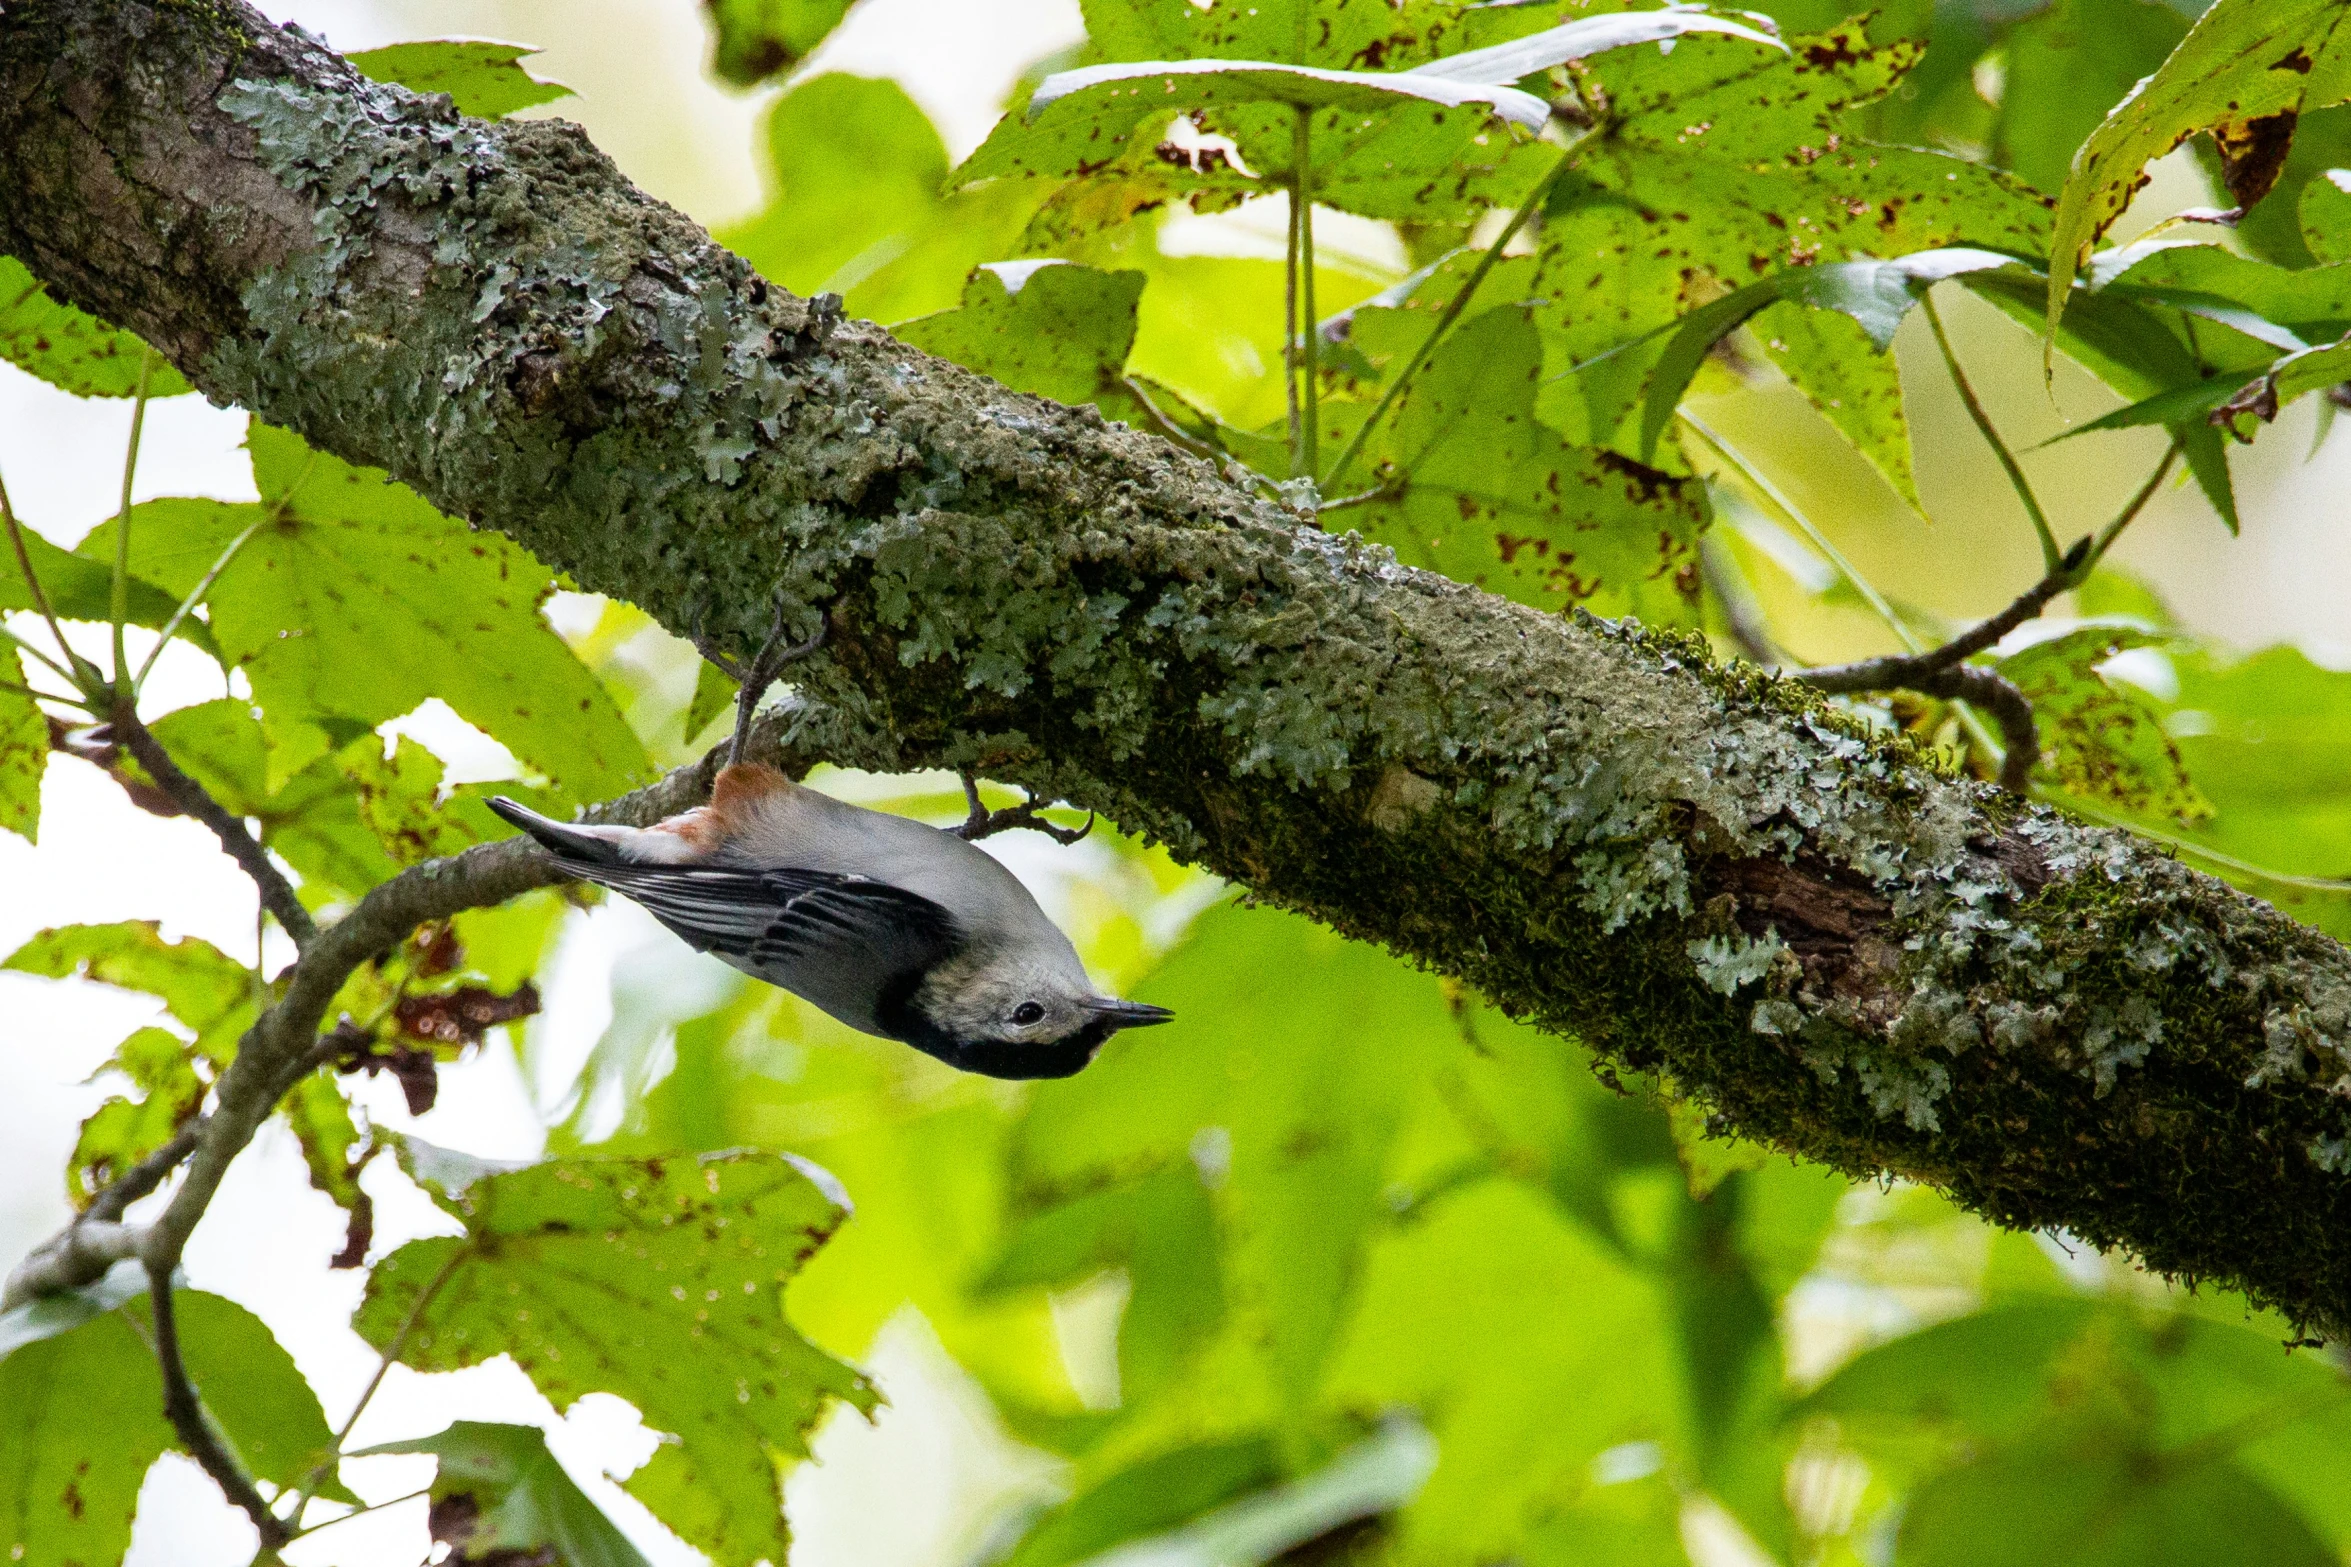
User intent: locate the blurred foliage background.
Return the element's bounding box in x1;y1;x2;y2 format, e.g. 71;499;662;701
10;0;2351;1564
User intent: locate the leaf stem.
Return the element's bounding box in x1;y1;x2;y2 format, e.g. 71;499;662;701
0;468;100;693
2084;437;2181;572
285;1487;434;1543
1923;289;2061;575
286;1243;469;1527
1320;148;1575;491
1284;157;1302;472
134;513;263;696
1294;105;1320;487
1675;410;1922;653
111;345;154;694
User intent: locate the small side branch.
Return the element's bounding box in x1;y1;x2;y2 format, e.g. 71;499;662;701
956;775;1095;845
0;1219;144;1310
146;1260;293;1549
1801;537;2088;793
1803;534;2089;695
112;705;316;949
87;1118;206;1223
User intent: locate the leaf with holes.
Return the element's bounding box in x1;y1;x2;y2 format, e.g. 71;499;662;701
898;264;1153;429
1636;246;2027;474
4;921;255;1066
354;1146;872;1566
1501;20;2052;462
68;1025;205;1210
147;698;398;899
347;40;572;119
0;256;191;399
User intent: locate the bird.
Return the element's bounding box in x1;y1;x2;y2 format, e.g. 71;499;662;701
486;763;1172;1080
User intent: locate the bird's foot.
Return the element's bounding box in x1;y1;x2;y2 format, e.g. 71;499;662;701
954;776;1095;845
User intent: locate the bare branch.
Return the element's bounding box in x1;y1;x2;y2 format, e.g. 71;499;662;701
0;1220;143;1311
146;1259;292;1548
110;702;317;949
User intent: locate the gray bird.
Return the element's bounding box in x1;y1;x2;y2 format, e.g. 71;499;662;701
487;763;1171;1079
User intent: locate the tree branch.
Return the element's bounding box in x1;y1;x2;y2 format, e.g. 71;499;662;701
111;703;318;948
145;1259;292;1548
13;0;2351;1337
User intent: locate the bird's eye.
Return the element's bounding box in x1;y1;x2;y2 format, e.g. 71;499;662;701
1011;1001;1046;1026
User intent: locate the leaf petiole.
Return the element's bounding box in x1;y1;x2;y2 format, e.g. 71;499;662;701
1924;289;2061;575
1319;146;1578;492
1295;104;1320;486
110;344;154;696
133;512;264;698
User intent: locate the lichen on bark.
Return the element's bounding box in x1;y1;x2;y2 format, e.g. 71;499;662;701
9;0;2351;1332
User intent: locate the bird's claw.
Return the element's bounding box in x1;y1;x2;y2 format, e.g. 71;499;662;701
955;776;1095;845
722;597;828;767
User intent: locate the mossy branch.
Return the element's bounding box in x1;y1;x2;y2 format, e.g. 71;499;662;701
10;0;2351;1339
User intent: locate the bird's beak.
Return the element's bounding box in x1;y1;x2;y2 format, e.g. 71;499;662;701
1087;997;1174;1029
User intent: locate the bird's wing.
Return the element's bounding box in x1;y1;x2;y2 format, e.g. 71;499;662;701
581;861;960;980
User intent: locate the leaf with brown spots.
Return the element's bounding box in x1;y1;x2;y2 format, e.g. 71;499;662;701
1356;305;1706;620
79;422;651;807
361;1420;651;1567
1999;626;2210;822
2046;0;2351;338
355;1145;873;1567
0;643;41;844
1490;21;2051;459
0;1277;346;1561
0;255;192;399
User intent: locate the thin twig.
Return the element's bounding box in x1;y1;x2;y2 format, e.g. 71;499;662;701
2085;437;2181;569
1803;534;2090;694
110;345;154;692
1321;150;1578;491
87;1118;206;1223
1923;290;2061;575
1295;105;1321;486
1;470;100;691
1316;483;1396;515
1798;436;2186;795
286;1486;433;1542
147;1260;293;1548
285;1244;469;1527
112;704;317;948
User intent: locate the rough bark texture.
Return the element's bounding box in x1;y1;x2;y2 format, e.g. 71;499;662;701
9;0;2351;1330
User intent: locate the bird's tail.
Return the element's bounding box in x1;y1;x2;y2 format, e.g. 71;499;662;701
486;796;627;867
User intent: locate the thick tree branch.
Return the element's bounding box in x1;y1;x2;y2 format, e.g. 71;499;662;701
12;0;2351;1337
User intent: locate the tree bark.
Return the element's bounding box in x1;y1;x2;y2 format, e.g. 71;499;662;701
8;0;2351;1331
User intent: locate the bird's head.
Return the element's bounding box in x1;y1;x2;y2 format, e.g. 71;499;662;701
892;953;1172;1079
